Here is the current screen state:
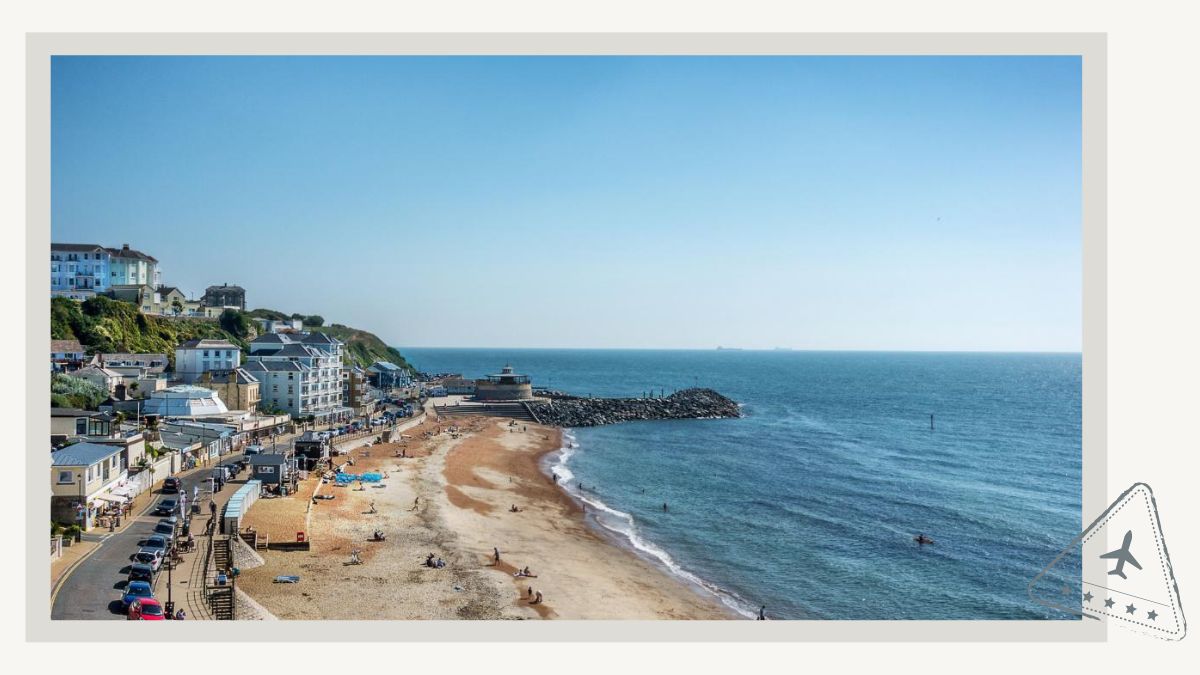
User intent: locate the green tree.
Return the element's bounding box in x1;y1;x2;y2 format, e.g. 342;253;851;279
171;299;184;316
219;309;252;338
304;315;324;327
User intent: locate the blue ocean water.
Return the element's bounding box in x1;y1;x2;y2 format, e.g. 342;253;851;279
403;348;1081;619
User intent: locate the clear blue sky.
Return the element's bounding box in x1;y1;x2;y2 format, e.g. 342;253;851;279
51;56;1081;351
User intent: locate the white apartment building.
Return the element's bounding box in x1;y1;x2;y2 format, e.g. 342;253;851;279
242;332;351;423
107;244;160;287
175;339;242;383
50;244;111;298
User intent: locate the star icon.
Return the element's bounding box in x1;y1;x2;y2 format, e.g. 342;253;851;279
1083;591;1094;603
1126;603;1137;615
1104;597;1115;608
1147;610;1158;621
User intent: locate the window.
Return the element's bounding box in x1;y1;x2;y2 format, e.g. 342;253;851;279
75;418;87;435
258;466;275;474
57;470;74;485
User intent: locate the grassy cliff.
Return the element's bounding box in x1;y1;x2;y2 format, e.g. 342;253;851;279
51;297;414;374
51;296;247;369
310;324;414;372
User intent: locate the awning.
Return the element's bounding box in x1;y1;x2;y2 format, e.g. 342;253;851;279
94;493;126;504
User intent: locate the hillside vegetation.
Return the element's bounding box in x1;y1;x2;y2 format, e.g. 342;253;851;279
51;297;414;374
51;296;247;369
310;324;413;372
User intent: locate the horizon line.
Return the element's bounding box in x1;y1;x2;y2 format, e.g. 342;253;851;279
392;346;1083;355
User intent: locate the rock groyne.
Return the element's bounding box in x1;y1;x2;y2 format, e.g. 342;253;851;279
526;388;741;427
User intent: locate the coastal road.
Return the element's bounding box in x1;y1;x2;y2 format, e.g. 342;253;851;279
51;454;248;620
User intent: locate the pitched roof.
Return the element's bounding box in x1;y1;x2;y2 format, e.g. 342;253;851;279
51;442;123;467
51;243;108;254
301;332;340;345
250;333;291;344
106;245;158;263
205;284;245;293
208;367;259;385
242;359;310;373
51;339;84;353
178;338;240;350
50;407;101;418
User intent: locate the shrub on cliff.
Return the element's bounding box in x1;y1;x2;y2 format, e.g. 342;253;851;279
51;373;107;410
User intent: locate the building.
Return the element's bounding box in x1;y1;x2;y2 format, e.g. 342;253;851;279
175;339;241;383
248;453;290;486
96;353;169;376
244;332;351;423
50;244;111;299
51;442;127;530
474;364;534;401
253;317;304;334
155;286;202;316
107;244;160;288
342;365;373;412
69;364;124;394
51;339;86;371
203;283;246;310
51;407;114;441
442;377;476;396
142;385;230;418
366;361;410;388
199;367;261;411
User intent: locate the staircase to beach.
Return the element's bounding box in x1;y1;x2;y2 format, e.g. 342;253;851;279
208;536;234;620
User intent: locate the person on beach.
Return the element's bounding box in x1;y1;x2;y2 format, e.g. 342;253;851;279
369;501;377;514
426;553;436;567
663;502;669;512
411;496;420;511
494;547;501;563
533;590;543;605
528;586;534;598
758;606;766;620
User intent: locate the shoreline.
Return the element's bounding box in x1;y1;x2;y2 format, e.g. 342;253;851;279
237;415;737;619
542;430;755;619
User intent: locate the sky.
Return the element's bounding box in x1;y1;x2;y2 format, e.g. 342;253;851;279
51;56;1082;351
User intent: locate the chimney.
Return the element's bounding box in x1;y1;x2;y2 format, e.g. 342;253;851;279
122;244;130;251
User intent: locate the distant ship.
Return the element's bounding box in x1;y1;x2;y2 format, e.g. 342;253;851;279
716;346;744;351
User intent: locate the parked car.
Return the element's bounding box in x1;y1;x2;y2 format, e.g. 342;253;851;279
152;521;175;537
127;563;155;585
162;477;181;493
121;580;154;609
153;499;178;516
157;514;179;530
141;535;169;553
243;445;262;456
128;597;165;620
133;548;163;572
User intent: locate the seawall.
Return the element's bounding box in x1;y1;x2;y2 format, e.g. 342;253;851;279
526;388;741;427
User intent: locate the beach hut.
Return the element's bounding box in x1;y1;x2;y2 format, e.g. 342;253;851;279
248;453;289;486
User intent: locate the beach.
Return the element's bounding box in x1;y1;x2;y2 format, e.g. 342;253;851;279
237;414;735;619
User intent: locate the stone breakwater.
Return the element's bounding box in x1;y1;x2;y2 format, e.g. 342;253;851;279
526;388;741;427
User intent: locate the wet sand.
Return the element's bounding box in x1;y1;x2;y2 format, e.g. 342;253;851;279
237;416;734;619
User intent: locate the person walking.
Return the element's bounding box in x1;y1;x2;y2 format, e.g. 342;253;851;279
757;605;767;620
493;547;501;564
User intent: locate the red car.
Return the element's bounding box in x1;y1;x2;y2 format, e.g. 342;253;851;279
128;597;166;620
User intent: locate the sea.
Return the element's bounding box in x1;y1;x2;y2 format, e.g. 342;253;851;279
402;348;1082;620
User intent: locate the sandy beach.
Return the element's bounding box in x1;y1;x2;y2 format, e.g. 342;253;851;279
237;414;735;619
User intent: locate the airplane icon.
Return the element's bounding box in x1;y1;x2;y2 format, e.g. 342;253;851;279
1100;530;1143;580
